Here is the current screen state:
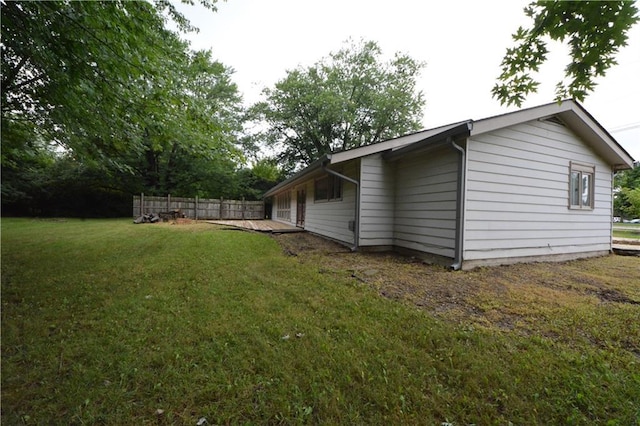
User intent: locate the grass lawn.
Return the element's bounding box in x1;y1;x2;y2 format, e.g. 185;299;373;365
2;218;639;425
613;223;640;240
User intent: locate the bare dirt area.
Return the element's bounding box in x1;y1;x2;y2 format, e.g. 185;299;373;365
272;232;640;348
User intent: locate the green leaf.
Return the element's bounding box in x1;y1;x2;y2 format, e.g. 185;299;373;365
493;0;639;106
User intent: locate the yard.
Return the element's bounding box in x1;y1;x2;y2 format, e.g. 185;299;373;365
2;218;639;425
614;223;640;240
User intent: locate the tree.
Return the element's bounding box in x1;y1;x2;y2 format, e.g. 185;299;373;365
622;188;640;218
1;0;223;170
0;119;57;215
128;49;244;195
493;1;639;106
1;0;261;215
614;165;640;219
251;39;426;171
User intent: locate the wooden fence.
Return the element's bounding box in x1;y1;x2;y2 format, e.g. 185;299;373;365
133;194;264;220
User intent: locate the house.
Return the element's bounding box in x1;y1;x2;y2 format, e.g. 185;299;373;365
263;100;635;269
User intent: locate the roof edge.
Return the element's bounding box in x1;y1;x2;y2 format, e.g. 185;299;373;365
471;99;634;169
263;100;636;198
263;154;329;198
383;121;473;161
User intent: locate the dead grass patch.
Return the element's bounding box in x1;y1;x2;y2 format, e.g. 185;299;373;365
272;232;640;351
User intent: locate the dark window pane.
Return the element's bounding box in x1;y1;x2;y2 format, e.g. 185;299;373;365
315;177;328;201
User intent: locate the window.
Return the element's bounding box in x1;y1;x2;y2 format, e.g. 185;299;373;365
314;174;342;202
276;191;291;220
569;162;594;209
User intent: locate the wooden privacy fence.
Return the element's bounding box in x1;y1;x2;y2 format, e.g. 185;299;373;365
133;194;264;220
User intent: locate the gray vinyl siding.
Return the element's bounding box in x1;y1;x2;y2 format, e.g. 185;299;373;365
304;161;358;245
393;147;459;258
359;154;395;246
464;120;612;261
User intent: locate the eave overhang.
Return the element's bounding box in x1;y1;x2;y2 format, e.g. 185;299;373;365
471;100;634;170
383;121;473;161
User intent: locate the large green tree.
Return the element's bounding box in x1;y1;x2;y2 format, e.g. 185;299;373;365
493;1;639;106
1;0;220;165
128;49;244;194
614;166;640;219
1;0;262;215
251;40;426;171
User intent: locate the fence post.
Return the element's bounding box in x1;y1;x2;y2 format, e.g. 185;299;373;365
132;196;267;220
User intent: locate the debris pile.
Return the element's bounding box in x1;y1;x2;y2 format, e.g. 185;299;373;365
133;213;160;224
133;209;184;224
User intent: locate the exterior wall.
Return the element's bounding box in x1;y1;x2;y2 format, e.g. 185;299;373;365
304;161;358;245
271;162;358;245
463;119;612;263
359;154;395;246
393;147;459;258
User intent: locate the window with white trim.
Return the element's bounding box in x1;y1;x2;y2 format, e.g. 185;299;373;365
314;175;342;202
276;191;291;220
569;162;594;210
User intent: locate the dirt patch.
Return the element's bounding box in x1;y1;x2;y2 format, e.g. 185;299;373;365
594;288;640;304
271;232;640;342
174;218;195;225
275;232;352;256
614;238;640;246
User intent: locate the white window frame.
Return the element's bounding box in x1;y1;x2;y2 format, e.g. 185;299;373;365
569;162;595;210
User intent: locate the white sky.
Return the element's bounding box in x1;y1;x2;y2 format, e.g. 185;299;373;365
174;0;640;161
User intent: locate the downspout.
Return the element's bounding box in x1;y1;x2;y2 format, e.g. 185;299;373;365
610;167;615;253
322;162;360;251
450;137;466;270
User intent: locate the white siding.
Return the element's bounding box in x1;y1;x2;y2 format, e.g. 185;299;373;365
359;154;395;246
393;147;459;258
464;120;612;261
304;161;358;245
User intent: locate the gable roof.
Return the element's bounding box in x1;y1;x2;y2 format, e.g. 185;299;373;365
263;121;472;197
471;99;634;169
264;100;635;198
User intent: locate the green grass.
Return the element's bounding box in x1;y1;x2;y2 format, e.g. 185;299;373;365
2;218;639;425
613;223;640;239
614;230;640;239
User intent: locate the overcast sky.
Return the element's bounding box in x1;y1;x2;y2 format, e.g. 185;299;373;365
174;0;640;161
